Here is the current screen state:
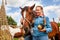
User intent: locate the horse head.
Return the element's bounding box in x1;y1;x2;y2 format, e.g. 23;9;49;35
20;4;35;18
20;4;36;36
20;4;35;28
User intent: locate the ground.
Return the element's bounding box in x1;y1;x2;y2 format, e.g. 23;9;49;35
14;38;18;40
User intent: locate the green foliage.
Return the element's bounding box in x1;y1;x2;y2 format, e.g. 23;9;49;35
58;23;60;27
14;38;18;40
7;16;17;25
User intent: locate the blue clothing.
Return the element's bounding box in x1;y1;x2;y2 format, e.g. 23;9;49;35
33;35;48;40
24;16;52;40
32;16;52;36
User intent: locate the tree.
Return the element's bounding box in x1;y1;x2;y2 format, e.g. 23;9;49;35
7;16;17;25
58;23;60;27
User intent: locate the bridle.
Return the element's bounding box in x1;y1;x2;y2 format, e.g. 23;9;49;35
22;11;34;28
21;10;35;35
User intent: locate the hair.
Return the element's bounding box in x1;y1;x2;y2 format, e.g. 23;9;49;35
36;6;44;16
36;6;43;10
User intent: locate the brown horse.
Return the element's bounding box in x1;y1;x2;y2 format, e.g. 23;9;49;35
56;28;60;40
20;4;59;40
20;4;36;40
48;22;59;40
20;4;36;36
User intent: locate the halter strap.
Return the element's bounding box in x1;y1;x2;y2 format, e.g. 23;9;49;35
24;18;32;26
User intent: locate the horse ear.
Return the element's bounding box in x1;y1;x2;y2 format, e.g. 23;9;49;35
30;4;35;10
20;7;23;10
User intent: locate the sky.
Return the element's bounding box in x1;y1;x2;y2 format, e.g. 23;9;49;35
0;0;60;26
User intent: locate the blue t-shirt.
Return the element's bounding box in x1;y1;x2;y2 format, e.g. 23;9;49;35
32;16;52;36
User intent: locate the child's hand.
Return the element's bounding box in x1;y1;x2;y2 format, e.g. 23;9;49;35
39;28;46;32
38;25;43;30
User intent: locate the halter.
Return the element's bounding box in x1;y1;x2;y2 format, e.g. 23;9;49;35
21;10;34;35
22;11;33;28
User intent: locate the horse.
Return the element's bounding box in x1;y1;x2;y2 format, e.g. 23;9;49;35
20;4;36;40
56;27;60;40
1;25;25;40
48;22;59;40
20;4;59;40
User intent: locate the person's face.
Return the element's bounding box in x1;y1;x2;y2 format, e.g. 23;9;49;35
35;7;43;16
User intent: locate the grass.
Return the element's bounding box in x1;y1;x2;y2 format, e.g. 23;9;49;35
14;38;18;40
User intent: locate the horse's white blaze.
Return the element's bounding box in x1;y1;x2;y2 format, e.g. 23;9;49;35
23;11;26;18
9;26;21;36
